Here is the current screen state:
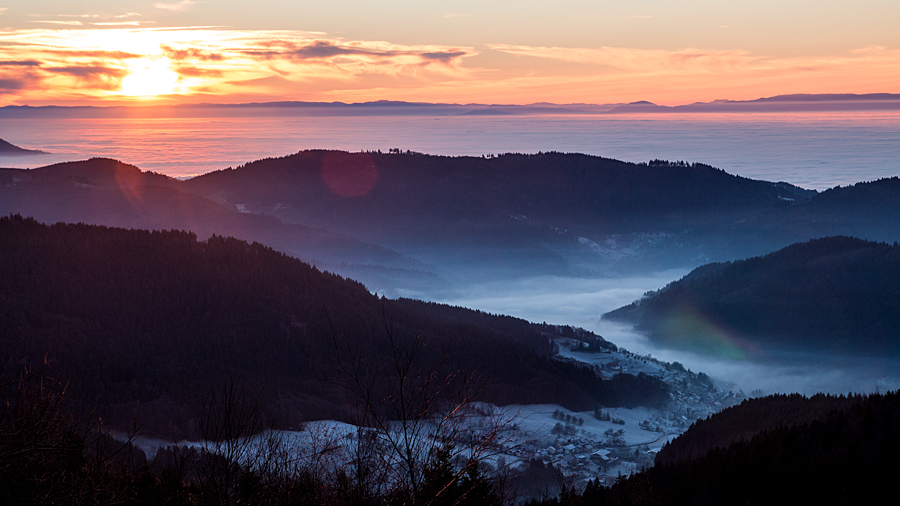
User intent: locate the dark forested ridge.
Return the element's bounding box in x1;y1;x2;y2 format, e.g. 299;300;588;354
568;391;900;506
0;158;420;275
0;215;666;437
9;152;900;297
184;151;809;246
605;236;900;357
1;152;816;283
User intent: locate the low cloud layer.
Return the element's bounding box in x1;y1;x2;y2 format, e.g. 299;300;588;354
436;274;900;396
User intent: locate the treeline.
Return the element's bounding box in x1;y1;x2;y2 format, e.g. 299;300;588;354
0;215;666;437
605;236;900;356
185;150;811;239
654;393;867;465
530;391;900;506
0;374;503;506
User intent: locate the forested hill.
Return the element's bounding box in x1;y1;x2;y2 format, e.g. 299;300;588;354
654;393;867;466
0;216;666;438
0;158;415;273
17;153;900;297
604;236;900;357
579;391;900;505
184;150;811;241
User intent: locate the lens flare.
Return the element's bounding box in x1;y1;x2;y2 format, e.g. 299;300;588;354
658;304;759;359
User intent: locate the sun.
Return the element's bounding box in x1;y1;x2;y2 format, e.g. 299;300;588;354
120;58;179;97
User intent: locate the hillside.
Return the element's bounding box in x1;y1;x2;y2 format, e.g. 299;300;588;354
1;153;823;295
0;215;667;438
10;153;900;298
577;391;900;505
0;137;45;155
604;236;900;357
182;151;814;280
185;151;809;240
0;159;427;283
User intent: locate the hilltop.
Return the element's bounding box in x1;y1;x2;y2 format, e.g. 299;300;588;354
605;236;900;357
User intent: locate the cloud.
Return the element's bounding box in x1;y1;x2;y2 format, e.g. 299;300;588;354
44;65;127;79
420;51;467;63
489;44;761;74
173;66;222;77
0;8;7;15
0;28;477;105
45;50;143;60
29;20;84;26
161;44;223;61
0;27;896;106
92;22;147;27
38;65;126;92
0;78;25;90
0;60;42;67
154;1;196;12
290;41;377;59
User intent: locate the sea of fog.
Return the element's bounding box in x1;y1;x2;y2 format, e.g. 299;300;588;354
1;111;899;189
436;274;900;397
3;110;900;395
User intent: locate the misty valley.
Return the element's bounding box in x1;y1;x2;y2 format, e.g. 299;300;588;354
2;148;900;504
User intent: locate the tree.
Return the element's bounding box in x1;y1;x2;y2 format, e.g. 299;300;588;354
196;380;266;506
333;316;512;504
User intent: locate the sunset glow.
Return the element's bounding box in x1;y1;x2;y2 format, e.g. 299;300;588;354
0;1;897;105
120;58;179;96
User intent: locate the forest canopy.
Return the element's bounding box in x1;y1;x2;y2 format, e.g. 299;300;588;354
0;215;667;438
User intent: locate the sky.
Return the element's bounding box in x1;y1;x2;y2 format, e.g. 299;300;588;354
0;1;898;106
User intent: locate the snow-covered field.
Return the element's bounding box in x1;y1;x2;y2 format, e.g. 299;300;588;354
123;336;740;493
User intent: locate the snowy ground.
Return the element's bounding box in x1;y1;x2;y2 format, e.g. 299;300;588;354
122;335;740;494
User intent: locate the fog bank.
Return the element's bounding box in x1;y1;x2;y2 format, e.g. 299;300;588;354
436;273;900;396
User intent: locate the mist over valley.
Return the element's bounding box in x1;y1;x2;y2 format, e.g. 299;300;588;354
2;111;900;502
1;0;898;497
4;148;900;399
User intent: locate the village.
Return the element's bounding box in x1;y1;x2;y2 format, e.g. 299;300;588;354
475;330;747;491
123;327;747;498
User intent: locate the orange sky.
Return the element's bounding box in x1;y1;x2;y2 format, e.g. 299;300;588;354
1;1;898;106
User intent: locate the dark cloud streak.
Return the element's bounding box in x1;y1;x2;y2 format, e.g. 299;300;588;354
0;60;42;67
238;40;472;66
44;66;128;79
420;51;467;62
161;44;224;62
290;41;379;59
44;50;142;60
174;66;223;77
0;78;26;90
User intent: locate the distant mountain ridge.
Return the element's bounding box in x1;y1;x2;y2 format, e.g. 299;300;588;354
605;236;900;357
2;93;897;118
608;93;900;113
